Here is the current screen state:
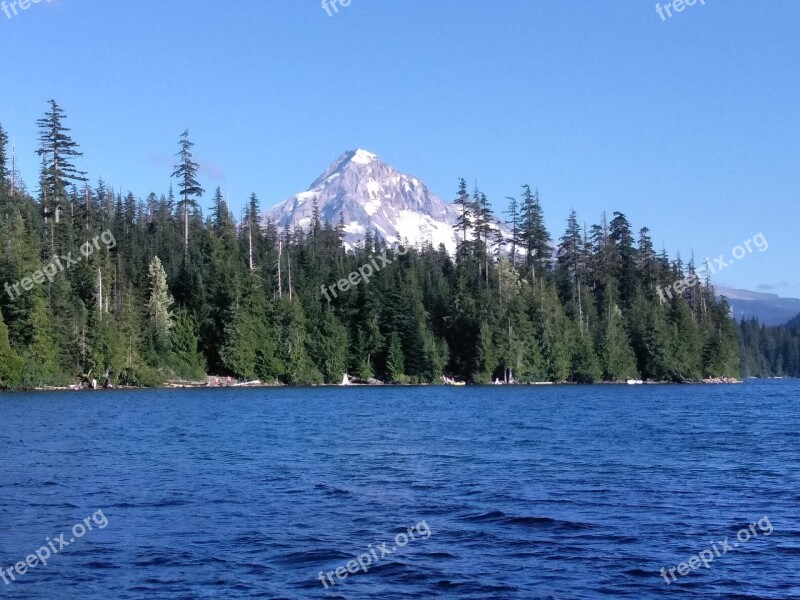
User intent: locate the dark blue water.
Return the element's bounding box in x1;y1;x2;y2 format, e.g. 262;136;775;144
1;381;799;599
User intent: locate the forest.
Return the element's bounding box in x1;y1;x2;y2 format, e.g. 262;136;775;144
0;101;794;389
738;316;800;378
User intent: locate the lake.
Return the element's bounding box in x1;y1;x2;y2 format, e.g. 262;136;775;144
0;381;798;598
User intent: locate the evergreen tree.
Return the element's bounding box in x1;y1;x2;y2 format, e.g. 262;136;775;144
610;212;637;307
519;185;551;282
36;100;86;224
452;178;472;257
0;309;23;388
600;307;638;381
147;256;175;353
474;320;500;383
0;105;753;387
504;196;520;267
170;310;206;380
385;331;406;383
279;299;322;384
171;130;204;261
0;123;9;198
570;321;602;383
311;307;349;383
21;296;65;387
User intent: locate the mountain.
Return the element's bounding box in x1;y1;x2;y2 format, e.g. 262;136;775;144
263;149;461;252
716;287;800;326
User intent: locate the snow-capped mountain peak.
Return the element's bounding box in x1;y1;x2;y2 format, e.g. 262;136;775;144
350;148;378;164
265;149;461;252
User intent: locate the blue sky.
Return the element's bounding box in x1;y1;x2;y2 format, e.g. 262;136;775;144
1;0;798;296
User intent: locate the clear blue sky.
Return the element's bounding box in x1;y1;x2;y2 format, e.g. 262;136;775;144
1;0;798;296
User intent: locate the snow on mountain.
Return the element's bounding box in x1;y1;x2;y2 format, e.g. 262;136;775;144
263;149;462;252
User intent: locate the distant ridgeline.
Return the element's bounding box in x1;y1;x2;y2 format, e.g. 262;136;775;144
738;315;800;378
0;101;779;389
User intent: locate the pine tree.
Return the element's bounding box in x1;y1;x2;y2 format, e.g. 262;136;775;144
558;210;585;329
246;192;261;272
385;331;406;383
474;320;500;383
36;100;86;224
452;178;472;257
610;212;637;307
171;130;204;261
504;196;520;267
0;309;23;388
600;307;637;381
279;299;322;384
21;296;65;387
170;310;206;380
310;307;349;383
211;186;231;235
534;282;571;381
637;227;657;292
147;256;175;352
0;123;9;199
0;106;753;388
519;185;551;282
472;191;494;287
220;303;260;379
570;321;601;383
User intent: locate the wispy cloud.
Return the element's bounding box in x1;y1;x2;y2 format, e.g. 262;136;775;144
757;282;788;292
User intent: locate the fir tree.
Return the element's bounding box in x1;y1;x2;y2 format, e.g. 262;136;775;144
170;310;206;380
36;100;86;224
452;178;472;257
0;123;9;199
0;105;755;387
0;309;23;388
385;331;406;383
171;130;204;261
600;307;637;381
504;196;520;267
147;256;175;353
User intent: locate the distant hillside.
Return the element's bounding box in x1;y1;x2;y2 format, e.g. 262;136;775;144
717;287;800;326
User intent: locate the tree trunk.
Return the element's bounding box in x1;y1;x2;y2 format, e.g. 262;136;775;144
248;213;254;272
183;198;189;261
277;239;283;298
96;268;103;315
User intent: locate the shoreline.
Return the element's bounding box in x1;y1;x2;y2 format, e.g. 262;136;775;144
2;377;764;393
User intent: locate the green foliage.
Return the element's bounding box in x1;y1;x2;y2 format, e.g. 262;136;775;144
599;307;638;381
147;256;174;352
0;102;754;389
279;299;323;385
737;316;800;378
474;321;500;384
0;310;23;388
21;296;67;388
170;310;206;380
535;283;571;382
385;331;406;383
570;326;602;384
